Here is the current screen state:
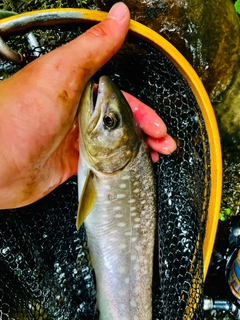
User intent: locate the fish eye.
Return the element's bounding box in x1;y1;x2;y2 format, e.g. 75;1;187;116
103;112;119;129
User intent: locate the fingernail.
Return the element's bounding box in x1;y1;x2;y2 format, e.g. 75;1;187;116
108;2;128;21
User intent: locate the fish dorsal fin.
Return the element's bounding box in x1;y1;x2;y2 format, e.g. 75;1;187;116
76;171;96;230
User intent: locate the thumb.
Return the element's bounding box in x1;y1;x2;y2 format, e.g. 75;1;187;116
68;2;131;80
32;2;131;95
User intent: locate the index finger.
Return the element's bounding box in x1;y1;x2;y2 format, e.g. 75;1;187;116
122;91;167;138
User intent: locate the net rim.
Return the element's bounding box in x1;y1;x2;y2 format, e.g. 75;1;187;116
0;8;222;279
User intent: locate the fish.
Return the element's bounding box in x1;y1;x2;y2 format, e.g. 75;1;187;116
76;76;156;320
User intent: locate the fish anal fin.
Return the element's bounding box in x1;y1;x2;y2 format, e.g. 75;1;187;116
76;171;96;230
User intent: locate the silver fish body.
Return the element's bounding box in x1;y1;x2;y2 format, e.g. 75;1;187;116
77;76;156;320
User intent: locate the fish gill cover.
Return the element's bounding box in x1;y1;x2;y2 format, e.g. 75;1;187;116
0;22;210;319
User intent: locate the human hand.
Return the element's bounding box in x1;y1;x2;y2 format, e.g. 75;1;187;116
0;2;176;209
122;91;176;163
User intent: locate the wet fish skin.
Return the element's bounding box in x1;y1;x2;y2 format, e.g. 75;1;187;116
77;76;156;320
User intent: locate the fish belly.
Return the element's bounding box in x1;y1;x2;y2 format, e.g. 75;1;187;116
84;144;156;320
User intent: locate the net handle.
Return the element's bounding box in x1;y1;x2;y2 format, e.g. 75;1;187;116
0;8;222;279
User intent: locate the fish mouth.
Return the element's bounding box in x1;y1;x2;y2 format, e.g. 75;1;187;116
90;76;111;115
86;77;106;134
90;82;98;115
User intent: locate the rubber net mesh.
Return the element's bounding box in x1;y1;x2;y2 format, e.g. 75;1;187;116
0;22;210;319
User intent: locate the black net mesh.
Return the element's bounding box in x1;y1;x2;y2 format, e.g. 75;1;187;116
0;20;210;319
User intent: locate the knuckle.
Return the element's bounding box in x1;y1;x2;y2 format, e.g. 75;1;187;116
85;24;110;38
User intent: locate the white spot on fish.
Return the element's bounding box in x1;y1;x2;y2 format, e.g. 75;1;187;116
125;277;130;284
110;229;118;235
133;224;140;229
131;237;137;243
115;213;123;218
130;300;137;307
110;237;118;243
128;199;136;204
118;266;126;274
141;200;146;204
131;255;137;261
134;264;140;271
119;243;127;249
135;245;141;251
134;217;140;223
118;194;126;199
118;222;126;227
133;181;139;186
113;206;121;211
131;212;136;217
130;206;136;211
133;188;140;194
124;231;132;236
121;175;130;180
134;315;139;320
119;183;127;189
134;286;141;294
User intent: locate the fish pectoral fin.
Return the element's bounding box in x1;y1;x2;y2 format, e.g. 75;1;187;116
76;171;96;230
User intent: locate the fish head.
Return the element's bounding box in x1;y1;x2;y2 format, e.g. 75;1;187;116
78;76;142;173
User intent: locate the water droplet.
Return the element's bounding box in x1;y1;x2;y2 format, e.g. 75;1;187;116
2;247;10;255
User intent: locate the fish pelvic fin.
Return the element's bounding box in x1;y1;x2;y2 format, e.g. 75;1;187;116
76;171;96;230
